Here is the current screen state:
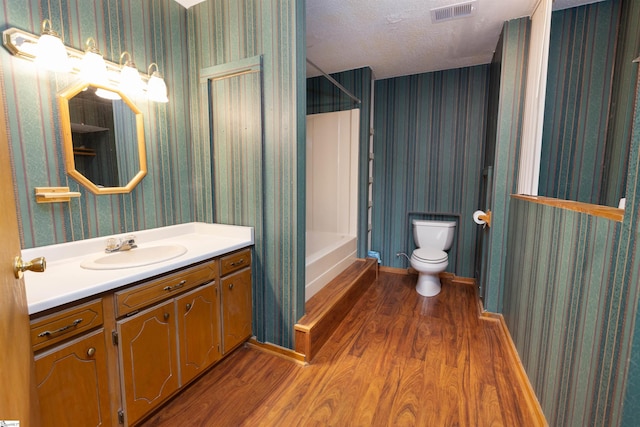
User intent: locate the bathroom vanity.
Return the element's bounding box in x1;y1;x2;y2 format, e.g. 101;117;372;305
22;223;254;427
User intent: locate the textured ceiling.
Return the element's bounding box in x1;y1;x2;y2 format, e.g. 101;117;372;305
307;0;604;79
172;0;602;79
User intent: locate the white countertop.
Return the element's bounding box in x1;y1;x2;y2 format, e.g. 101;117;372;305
22;222;254;315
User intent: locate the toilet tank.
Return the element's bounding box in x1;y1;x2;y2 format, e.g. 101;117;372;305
412;219;456;250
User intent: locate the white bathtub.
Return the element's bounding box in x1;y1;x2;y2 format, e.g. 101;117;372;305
305;231;357;301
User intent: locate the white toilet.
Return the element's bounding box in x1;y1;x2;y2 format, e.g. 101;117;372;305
410;219;456;297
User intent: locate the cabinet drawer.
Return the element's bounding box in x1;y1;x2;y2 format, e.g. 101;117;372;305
115;260;217;317
220;248;251;276
30;299;103;352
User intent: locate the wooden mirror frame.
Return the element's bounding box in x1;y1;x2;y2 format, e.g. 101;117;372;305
58;81;147;195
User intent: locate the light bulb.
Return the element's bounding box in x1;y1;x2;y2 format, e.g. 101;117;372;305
118;52;144;98
79;38;107;84
147;63;168;103
34;20;71;73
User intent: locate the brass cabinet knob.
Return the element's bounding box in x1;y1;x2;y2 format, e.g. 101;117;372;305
186;303;192;311
87;347;96;357
13;256;46;279
163;312;170;321
229;283;234;290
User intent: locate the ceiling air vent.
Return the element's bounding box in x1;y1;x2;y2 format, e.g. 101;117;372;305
431;1;477;23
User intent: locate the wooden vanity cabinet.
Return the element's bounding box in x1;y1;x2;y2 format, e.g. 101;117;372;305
117;282;223;426
220;249;252;354
175;282;222;385
115;259;223;426
31;247;252;427
31;300;112;427
117;299;179;425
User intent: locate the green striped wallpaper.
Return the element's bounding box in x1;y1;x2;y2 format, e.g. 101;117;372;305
371;65;489;278
200;58;265;344
1;0;306;350
5;4;640;419
0;0;193;248
620;62;640;427
306;67;372;258
602;0;640;207
188;0;305;348
490;7;640;426
539;0;620;204
504;198;620;426
480;17;529;313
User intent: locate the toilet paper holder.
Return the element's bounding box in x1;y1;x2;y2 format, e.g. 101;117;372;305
479;211;491;227
473;210;492;228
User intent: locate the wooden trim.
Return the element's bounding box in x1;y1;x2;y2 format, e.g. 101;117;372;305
380;268;477;288
389;269;476;284
294;258;377;361
511;194;623;222
246;338;306;365
57;81;146;195
379;265;409;275
449;275;476;286
487;313;548;426
464;279;547;425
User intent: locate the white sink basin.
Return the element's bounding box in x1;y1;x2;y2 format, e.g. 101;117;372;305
80;244;188;270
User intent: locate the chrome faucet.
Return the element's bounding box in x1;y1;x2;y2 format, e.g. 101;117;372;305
105;236;137;253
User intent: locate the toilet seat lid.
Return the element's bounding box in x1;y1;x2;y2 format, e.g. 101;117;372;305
413;248;448;263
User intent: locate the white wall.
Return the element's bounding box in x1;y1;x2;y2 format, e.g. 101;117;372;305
517;0;552;195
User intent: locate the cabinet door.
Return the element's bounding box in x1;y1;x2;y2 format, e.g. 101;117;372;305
221;268;252;353
175;282;221;385
35;329;112;427
118;300;178;425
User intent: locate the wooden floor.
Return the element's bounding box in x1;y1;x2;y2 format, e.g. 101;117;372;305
141;272;542;426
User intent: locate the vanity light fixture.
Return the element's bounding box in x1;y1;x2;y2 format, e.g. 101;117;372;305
119;51;145;98
34;19;71;72
147;63;169;103
80;37;108;85
2;26;170;103
80;38;120;100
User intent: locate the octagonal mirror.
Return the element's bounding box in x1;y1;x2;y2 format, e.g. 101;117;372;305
58;81;146;194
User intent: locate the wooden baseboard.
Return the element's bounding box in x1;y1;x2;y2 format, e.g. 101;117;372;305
450;275;476;286
246;338;307;365
379;267;476;289
379;265;410;275
481;315;547;426
459;280;546;425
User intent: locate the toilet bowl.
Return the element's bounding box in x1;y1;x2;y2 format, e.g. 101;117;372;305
410;248;448;296
410;220;456;297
